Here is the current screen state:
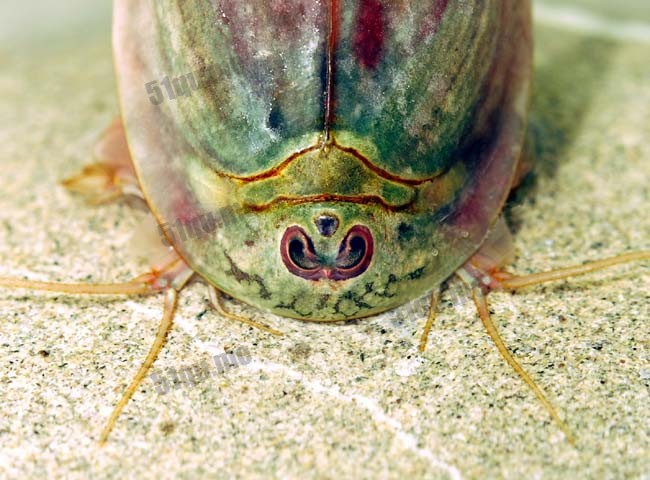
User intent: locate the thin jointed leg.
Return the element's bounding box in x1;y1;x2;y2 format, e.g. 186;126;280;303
470;285;575;444
496;251;650;290
0;276;152;295
207;285;283;337
98;288;178;445
419;289;440;352
0;256;194;444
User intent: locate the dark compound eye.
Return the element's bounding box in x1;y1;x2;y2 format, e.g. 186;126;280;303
288;236;320;270
314;215;339;237
280;226;322;280
336;234;366;269
330;226;373;280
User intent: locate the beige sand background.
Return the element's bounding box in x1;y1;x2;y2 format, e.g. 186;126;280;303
0;1;648;478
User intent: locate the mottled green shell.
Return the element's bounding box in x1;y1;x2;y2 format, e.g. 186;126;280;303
114;0;531;320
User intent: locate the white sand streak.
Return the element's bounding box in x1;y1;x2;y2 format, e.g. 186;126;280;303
244;359;463;480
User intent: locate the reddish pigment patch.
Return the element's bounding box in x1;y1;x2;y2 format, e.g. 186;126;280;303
418;0;449;42
168;182;201;224
216;1;322;70
353;0;385;70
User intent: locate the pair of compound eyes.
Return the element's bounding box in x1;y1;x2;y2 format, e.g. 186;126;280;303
280;215;374;281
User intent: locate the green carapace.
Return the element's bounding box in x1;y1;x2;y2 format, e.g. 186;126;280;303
114;0;531;320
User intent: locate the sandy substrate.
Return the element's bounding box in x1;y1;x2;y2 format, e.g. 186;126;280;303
0;1;648;478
